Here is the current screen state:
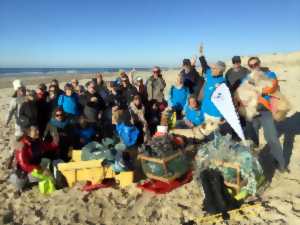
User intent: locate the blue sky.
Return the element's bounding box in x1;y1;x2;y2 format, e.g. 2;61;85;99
0;0;299;67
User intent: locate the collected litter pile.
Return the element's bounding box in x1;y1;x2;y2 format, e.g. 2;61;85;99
137;134;192;193
138;134;190;182
195;133;265;200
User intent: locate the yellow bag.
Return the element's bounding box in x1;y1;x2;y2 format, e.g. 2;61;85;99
31;169;56;194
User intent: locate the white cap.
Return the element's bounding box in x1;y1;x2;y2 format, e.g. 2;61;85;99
13;79;24;91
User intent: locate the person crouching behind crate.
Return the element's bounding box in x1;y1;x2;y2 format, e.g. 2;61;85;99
9;126;58;190
43;108;74;162
73;116;97;149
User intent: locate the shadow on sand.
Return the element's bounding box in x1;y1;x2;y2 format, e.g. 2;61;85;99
258;112;300;181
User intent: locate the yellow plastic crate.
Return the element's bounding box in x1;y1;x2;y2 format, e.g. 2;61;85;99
58;150;134;188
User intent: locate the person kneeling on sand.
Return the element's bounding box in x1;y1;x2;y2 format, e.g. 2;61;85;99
73;116;97;149
181;95;204;128
9;126;58;190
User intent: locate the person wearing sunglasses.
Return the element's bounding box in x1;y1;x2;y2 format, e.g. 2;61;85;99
225;56;250;94
244;56;287;172
146;66;166;109
43;108;73;161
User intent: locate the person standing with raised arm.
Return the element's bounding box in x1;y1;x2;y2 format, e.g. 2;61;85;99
198;45;226;121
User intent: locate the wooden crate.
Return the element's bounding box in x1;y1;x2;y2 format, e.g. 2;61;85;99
138;151;188;183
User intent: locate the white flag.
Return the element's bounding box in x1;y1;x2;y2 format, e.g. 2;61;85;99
211;83;246;141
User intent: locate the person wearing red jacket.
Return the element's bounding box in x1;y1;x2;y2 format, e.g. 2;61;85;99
15;126;58;173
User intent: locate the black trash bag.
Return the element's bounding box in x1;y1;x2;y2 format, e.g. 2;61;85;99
200;168;241;218
51;159;68;189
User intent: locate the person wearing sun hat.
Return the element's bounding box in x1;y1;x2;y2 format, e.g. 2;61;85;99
6;80;27;139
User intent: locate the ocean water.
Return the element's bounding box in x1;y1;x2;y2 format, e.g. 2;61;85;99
0;67;153;77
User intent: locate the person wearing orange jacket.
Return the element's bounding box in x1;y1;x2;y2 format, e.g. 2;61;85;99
245;57;286;172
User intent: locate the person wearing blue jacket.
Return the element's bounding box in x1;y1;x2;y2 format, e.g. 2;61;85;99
182;95;204;127
199;51;226;120
168;74;190;118
58;83;80;117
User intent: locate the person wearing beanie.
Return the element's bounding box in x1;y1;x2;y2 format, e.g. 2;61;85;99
225;56;250;93
198;46;226;120
6;80;27;139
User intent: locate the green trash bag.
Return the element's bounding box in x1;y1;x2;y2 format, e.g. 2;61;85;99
81;141;115;162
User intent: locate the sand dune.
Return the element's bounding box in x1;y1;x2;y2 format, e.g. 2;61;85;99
0;51;300;224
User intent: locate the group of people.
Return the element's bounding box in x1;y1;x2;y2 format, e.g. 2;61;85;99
5;45;288;184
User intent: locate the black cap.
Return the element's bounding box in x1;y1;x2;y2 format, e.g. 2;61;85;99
182;58;191;66
232;56;241;64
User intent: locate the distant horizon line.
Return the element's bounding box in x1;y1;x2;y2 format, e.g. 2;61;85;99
1;49;299;69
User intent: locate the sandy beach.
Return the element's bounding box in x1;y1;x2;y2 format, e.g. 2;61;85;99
0;51;300;225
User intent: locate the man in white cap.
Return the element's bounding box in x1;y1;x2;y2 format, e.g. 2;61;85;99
6;79;26;139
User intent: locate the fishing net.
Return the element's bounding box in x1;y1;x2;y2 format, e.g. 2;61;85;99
195;133;264;196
